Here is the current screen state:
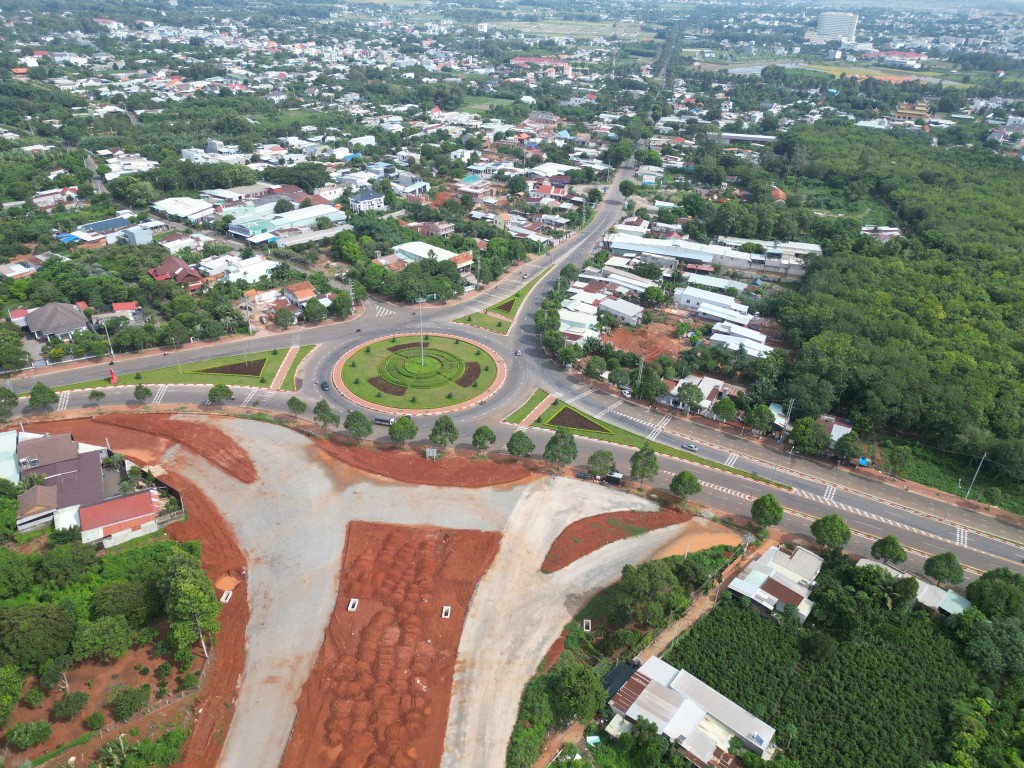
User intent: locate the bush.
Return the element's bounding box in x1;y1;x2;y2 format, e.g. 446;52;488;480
53;691;88;722
108;684;150;722
22;687;44;709
155;662;173;682
6;719;51;750
84;711;104;730
179;673;198;690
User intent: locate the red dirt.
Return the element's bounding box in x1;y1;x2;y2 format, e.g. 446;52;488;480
541;507;693;573
280;522;501;768
546;405;611;433
3;635;200;763
196;359;265;377
313;437;536;488
28;415;250;768
541;627;570;673
388;342;430;352
368;376;407;396
606;320;687;361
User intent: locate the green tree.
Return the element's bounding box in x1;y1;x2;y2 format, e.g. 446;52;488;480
743;403;775;434
388;416;418;446
313;399;340;429
207;384;232;404
506;175;527;194
88;389;106;405
108;684;151;722
0;665;24;728
676;383;703;412
340;410;371;442
543;428;578;467
162;553;220;662
811;514;851;551
586;450;616;477
133;384;152;402
550;657;605;725
629;445;659;488
41;542;98;588
274;307;295;329
90;580;154;629
507;430;535;458
329;291;353;319
584;356;606;378
790;416;830;455
287;396;306;415
72;616;133;663
870;535;907;565
429;416;459;450
6;719;51;749
471;426;496;454
302;299;327;324
52;690;88;722
0;321;29;372
28;382;58;411
712;397;737;422
833;430;861;463
0;388;16;420
966;568;1024;621
751;494;783;527
274;198;294;214
924;552;964;587
669;471;701;500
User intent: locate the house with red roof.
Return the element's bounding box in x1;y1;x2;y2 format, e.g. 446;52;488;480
148;255;204;292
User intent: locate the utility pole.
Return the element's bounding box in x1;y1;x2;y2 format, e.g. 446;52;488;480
965;452;987;500
418;297;425;366
102;322;115;361
777;398;794;443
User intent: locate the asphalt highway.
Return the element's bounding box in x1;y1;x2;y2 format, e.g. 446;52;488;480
11;166;1024;580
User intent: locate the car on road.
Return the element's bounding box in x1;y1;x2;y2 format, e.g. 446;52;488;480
320;381;330;391
620;388;632;398
682;443;699;452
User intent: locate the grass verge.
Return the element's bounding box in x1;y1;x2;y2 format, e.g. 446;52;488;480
455;265;553;335
534;401;790;490
54;350;290;391
505;389;549;424
340;334;498;409
279;344;315;391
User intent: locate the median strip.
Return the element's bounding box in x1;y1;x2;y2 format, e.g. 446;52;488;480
532;400;791;490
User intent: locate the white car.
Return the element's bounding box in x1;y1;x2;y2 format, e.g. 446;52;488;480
620;389;632;398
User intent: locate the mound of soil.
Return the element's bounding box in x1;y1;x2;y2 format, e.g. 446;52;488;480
454;361;480;388
196;359;265;377
541;507;693;573
314;439;535;488
388;342;429;352
547;406;611;433
492;298;516;314
280;523;501;768
368;376;406;396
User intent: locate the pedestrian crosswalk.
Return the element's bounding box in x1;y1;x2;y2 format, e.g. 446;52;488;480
647;415;671;442
373;303;395;318
955;525;968;547
723;452;739;468
823;484;838;501
57;390;70;411
565;388;593;404
241;389;259;407
152;384;168;405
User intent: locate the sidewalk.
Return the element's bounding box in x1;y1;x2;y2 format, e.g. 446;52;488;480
269;346;299;391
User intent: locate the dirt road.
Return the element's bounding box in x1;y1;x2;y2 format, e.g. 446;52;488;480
442;478;690;767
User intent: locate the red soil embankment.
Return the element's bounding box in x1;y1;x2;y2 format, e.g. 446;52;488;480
281;522;501;768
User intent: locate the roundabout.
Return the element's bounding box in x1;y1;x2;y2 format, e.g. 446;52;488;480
335;333;504;413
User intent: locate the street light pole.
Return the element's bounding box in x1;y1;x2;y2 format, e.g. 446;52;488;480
102;322;115;361
418;298;425;366
965;451;987;500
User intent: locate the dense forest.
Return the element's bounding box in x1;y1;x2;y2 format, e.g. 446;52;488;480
757;121;1024;488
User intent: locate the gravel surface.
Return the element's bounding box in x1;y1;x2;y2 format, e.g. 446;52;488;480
163;418;529;768
442;477;683;768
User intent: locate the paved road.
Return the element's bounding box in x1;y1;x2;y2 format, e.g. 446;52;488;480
16;164;1024;583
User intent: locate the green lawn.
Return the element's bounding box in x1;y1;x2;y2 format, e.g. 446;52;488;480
505;389;549;424
534;401;789;489
280;344;315;391
55;350;290;391
455;265;553;335
340;335;498;410
464;95;515;113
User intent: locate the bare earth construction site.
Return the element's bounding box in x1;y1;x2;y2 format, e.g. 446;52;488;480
44;414;738;767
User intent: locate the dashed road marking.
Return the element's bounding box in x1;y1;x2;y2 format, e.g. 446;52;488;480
597;401;620;418
701;481;756;501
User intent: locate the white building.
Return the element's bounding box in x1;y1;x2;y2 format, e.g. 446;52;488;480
674;286;749;315
608;657;776;764
152;197;216;222
600;296;645;326
728;546;824;623
816;12;859;42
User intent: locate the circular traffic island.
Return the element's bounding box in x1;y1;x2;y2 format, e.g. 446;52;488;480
338;334;502;412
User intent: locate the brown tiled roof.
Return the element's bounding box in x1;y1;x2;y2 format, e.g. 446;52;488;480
610;672;651;714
